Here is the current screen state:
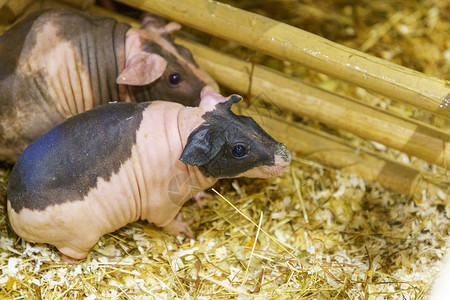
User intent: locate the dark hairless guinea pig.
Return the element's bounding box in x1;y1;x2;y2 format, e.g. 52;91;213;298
7;87;291;260
0;8;218;163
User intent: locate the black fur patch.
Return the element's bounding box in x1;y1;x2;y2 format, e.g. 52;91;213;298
7;102;149;212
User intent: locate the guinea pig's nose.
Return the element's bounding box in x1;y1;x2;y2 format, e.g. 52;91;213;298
276;144;291;165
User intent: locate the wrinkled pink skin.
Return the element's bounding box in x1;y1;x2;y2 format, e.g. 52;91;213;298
8;88;289;260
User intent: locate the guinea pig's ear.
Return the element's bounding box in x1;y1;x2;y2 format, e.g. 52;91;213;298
141;12;165;30
223;95;242;110
179;126;224;166
200;88;242;112
141;12;181;34
116;52;167;86
163;22;182;34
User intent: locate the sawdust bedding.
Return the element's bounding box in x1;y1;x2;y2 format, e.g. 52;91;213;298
0;0;449;298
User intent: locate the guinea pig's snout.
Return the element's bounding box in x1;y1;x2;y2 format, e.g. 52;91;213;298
266;144;291;177
237;143;290;178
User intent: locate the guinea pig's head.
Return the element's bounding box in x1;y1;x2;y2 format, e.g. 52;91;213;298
179;90;291;178
116;15;218;106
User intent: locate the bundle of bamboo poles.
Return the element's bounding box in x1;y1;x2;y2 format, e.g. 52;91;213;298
119;0;450;119
1;0;448;199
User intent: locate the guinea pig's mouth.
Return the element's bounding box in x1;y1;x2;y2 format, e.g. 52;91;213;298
239;152;291;179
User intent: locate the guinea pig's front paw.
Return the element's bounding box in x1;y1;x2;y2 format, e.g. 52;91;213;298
61;253;85;264
162;213;194;238
192;191;215;209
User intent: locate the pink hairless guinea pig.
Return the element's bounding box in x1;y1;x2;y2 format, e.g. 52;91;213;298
0;8;218;163
7;87;291;260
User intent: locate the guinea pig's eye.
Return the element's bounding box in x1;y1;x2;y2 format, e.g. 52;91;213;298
168;72;182;86
232;145;247;158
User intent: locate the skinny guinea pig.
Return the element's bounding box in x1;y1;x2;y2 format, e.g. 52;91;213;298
0;8;218;163
7;88;291;260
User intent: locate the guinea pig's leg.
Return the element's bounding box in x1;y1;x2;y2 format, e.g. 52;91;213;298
192;191;214;209
162;213;194;238
57;241;94;262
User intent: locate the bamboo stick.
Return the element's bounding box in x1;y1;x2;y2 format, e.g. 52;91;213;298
89;5;134;23
88;6;450;168
57;0;95;10
4;1;89;26
0;0;33;24
116;0;450;119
